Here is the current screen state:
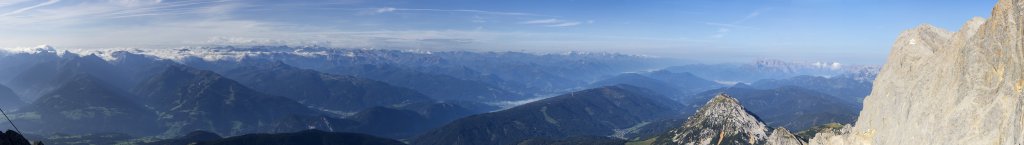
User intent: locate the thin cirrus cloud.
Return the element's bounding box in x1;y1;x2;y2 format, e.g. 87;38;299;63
0;0;607;51
0;0;32;8
1;0;60;16
0;0;741;56
706;10;762;38
520;18;591;27
100;0;234;18
0;0;234;25
368;7;540;16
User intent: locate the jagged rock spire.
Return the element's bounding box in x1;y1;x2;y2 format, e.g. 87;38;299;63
653;94;803;145
765;128;804;145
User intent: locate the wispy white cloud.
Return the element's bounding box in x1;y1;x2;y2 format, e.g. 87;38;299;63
547;22;581;27
735;11;760;24
372;7;395;13
367;7;539;16
102;0;233;18
522;18;560;24
707;10;763;38
711;28;730;38
705;22;756;29
520;18;589;27
0;0;240;27
0;0;32;8
1;0;59;16
107;0;163;7
0;1;615;52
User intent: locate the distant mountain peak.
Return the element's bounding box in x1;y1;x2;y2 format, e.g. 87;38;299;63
17;72;160;135
766;127;804;145
0;45;57;55
708;94;741;106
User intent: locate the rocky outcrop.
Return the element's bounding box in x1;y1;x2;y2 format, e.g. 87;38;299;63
806;124;858;145
809;0;1024;144
765;128;804;145
652;94;804;145
0;130;32;145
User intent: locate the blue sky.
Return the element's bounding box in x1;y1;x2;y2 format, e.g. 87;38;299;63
0;0;998;64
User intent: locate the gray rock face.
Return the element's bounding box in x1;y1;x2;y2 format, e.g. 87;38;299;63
810;0;1024;144
806;124;855;145
765;128;804;145
0;130;32;145
653;94;803;145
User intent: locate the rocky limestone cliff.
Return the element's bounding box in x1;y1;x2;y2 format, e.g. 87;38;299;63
765;128;804;145
652;94;803;145
810;0;1024;144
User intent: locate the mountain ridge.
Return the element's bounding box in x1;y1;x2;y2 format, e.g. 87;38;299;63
0;84;23;110
134;65;317;136
14;74;160;135
413;85;684;145
222;61;435;112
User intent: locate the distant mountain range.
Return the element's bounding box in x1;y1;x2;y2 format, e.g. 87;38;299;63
590;72;864;132
98;46;680;101
750;75;873;105
14;74;160;135
685;86;860;131
322;64;528;102
0;49;511;139
0;46;880;144
7;53;130;102
0;46;61;85
413;85;685;145
664;59;879;83
590;70;723;101
222;61;435;112
134;65;319;136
